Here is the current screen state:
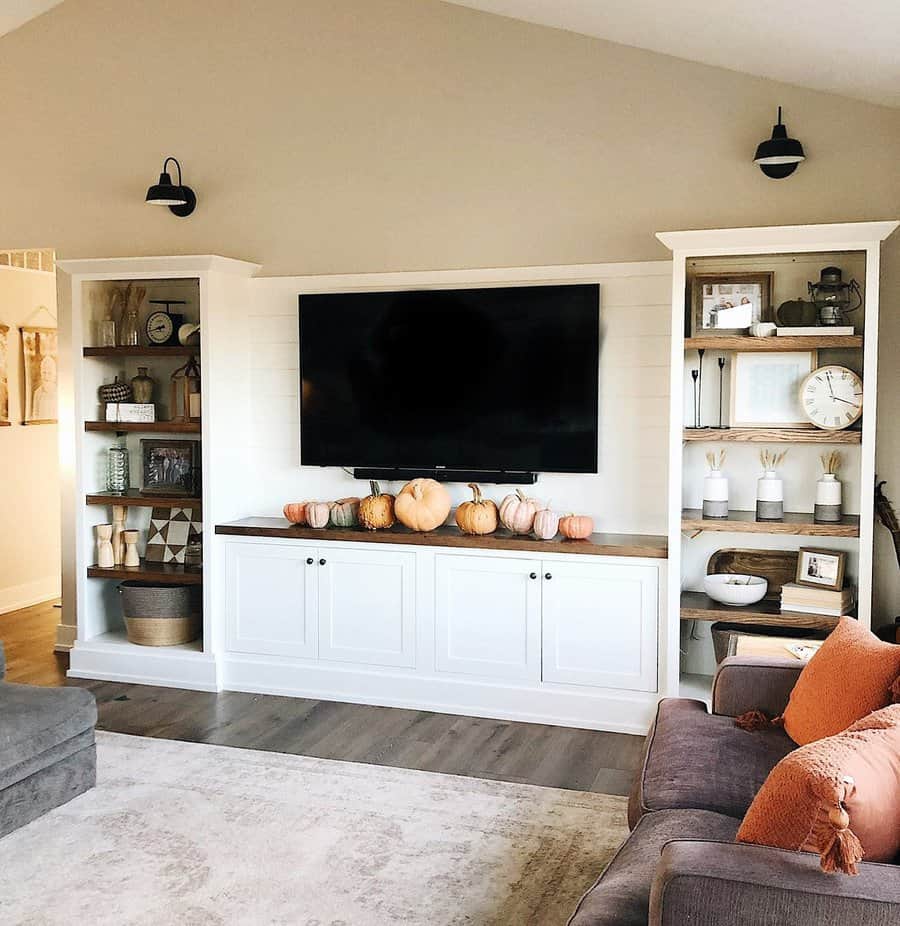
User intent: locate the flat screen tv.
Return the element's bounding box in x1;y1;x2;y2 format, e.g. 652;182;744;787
299;283;600;481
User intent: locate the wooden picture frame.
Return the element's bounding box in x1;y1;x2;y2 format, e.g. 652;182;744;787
795;547;846;591
689;271;774;337
140;439;201;497
730;350;817;428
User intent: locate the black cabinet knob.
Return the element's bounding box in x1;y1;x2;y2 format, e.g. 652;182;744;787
319;558;326;566
544;572;552;580
529;572;537;580
306;557;314;565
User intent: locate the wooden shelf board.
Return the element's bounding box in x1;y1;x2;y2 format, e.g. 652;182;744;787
0;421;10;427
87;559;202;584
84;346;197;358
86;489;202;510
683;427;861;444
682;509;860;537
85;420;201;433
685;335;862;351
680;591;840;631
215;518;668;559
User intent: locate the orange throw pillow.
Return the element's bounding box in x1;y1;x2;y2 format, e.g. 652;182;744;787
737;705;900;874
780;616;900;745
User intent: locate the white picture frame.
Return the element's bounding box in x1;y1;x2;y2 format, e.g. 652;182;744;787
730;350;818;428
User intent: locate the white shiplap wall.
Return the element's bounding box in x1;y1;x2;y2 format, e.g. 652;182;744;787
243;262;673;533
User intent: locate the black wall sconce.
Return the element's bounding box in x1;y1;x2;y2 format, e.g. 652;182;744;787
145;156;197;217
753;107;805;179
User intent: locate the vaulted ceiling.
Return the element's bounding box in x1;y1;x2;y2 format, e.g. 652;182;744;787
0;0;63;38
443;0;900;108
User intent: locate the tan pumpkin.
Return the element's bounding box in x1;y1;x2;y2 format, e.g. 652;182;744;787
394;478;451;532
306;501;332;529
455;483;498;535
498;489;539;534
359;481;395;530
532;507;560;541
329;497;361;528
283;501;309;525
559;514;593;540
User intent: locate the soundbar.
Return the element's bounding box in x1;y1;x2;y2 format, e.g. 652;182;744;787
353;467;537;485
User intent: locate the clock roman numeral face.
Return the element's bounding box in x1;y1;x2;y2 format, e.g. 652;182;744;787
801;366;863;430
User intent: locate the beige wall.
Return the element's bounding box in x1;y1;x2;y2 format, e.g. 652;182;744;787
0;268;60;613
1;0;899;620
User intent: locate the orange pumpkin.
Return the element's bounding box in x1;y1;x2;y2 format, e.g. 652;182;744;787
394;478;451;532
359;481;395;530
306;501;332;529
283;501;309;525
559;514;593;540
455;483;498;535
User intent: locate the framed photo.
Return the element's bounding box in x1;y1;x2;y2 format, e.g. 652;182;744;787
796;548;846;591
730;350;817;428
140;439;201;497
20;326;57;424
0;324;9;425
689;272;774;337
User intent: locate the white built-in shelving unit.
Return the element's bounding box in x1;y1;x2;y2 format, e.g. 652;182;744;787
57;256;260;690
657;222;899;698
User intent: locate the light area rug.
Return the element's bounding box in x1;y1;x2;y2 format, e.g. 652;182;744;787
0;732;627;926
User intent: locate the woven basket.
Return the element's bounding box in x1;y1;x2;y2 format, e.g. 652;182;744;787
119;581;201;646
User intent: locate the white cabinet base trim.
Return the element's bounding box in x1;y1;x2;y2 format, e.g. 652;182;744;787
221;654;658;735
68;641;219;691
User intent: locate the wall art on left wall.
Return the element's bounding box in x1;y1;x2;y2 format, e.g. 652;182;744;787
0;324;9;425
20;325;57;424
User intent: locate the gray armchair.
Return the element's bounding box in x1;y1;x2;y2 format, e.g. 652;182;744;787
0;641;97;838
569;656;900;926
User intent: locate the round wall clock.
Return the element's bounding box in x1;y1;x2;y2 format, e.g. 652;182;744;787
145;310;175;346
800;365;863;430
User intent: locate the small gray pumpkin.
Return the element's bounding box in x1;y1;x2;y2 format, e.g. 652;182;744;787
98;377;132;404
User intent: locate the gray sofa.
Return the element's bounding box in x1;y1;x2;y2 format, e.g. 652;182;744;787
0;642;97;838
569;656;900;925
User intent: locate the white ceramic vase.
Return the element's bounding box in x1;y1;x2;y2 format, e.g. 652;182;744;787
756;470;784;520
815;473;842;523
702;471;729;519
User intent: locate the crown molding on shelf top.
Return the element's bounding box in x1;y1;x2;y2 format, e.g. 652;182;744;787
655;221;899;256
55;255;262;278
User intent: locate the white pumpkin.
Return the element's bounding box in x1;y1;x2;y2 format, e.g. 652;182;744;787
532;507;560;541
499;489;539;534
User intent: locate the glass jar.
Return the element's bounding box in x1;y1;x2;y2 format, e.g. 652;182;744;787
131;367;155;404
119;304;140;346
106;444;130;494
98;318;117;347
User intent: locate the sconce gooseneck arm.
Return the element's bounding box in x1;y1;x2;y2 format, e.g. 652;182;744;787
163;156;183;185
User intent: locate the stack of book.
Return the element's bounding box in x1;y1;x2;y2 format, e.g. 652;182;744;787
781;582;856;617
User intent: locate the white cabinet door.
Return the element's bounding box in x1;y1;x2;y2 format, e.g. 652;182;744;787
225;542;317;658
435;554;541;681
317;547;416;668
542;560;658;692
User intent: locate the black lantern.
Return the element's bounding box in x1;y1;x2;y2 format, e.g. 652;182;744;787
753;107;805;179
807;267;862;327
145;156;197;217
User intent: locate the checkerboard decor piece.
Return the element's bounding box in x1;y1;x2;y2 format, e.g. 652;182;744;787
145;507;202;564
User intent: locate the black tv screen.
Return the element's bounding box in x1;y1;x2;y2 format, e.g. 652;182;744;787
299;284;600;475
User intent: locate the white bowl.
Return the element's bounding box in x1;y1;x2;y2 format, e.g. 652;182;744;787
703;574;768;606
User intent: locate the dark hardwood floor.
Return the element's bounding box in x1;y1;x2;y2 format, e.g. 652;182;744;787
0;600;645;796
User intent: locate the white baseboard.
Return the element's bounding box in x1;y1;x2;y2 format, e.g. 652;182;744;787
0;577;61;615
222;654;658;735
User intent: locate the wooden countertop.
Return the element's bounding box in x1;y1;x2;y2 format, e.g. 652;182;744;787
215;518;668;559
